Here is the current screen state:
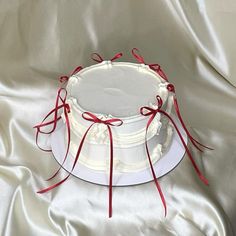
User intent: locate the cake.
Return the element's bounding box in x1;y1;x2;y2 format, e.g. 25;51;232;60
35;49;211;218
63;60;174;173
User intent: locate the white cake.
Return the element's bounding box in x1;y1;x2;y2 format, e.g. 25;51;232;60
34;53;211;219
63;60;174;173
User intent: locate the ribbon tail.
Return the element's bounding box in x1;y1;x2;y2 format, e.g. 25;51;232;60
189;136;214;150
91;53;103;63
157;68;169;82
46;108;71;181
37;123;94;194
37;175;70;194
159;110;209;185
45;168;60;182
173;97;213;151
145;115;167;216
107;126;114;218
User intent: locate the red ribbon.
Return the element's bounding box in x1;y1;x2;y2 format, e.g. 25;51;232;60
34;65;83;179
91;52;123;63
131;48;169;81
140;95;209;215
131;47;212;152
34;88;71;181
140;96;167;216
166;84;213;152
37;111;123;218
59;66;83;84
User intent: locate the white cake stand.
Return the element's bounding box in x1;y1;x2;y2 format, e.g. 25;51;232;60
50;116;187;186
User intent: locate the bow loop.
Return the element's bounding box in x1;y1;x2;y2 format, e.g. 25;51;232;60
156;95;163;109
104;118;123;126
58;88;67;102
91;52;123;63
82;112;101;123
91;53;104;63
140;106;156;116
71;66;83;75
59;66;83;84
149;64;161;73
110;52;123;62
131;48;145;64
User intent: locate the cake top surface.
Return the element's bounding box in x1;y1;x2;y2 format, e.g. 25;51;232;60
67;61;168;118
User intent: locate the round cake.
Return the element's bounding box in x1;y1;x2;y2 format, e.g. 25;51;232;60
34;50;212;219
62;60;174;173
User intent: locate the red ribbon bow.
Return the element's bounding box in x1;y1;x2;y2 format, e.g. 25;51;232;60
131;48;212;152
59;66;83;84
37;111;123;218
140;95;209;216
91;52;123;63
33;88;71;181
131;48;169;82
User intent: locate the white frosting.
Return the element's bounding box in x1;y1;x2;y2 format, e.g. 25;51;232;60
67;61;169;117
65;99;162;147
63;61;174;173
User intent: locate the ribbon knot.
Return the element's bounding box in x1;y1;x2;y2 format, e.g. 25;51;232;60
64;103;71;113
167;83;175;93
140;95;163;116
82;112;123;127
91;52;123;63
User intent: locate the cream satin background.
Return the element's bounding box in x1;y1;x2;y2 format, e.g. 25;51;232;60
0;0;235;235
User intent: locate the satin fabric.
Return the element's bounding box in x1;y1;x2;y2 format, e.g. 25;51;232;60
0;0;236;235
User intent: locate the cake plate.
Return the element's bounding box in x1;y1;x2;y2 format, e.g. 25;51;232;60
50;116;187;186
